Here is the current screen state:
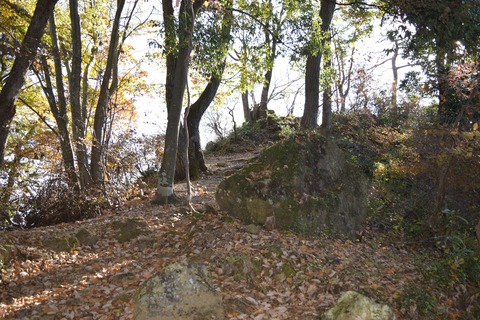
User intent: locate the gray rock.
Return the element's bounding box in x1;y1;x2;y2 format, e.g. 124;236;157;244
216;134;369;238
43;237;79;252
323;291;397;320
136;235;157;250
133;260;224;320
0;244;19;265
112;216;150;242
245;224;261;234
75;228;99;246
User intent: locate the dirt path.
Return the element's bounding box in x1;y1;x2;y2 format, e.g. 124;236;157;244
0;151;463;319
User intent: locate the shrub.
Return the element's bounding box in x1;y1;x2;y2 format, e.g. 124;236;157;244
21;179;106;228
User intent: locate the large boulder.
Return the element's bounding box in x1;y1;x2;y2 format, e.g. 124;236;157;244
215;134;369;238
133;261;224;320
322;291;397;320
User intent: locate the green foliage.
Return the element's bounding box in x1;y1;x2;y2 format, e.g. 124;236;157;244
192;6;232;78
335;109;480;239
335;108;480;319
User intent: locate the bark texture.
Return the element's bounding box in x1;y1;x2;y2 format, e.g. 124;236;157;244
301;0;336;129
154;0;201;204
69;0;90;187
91;0;126;185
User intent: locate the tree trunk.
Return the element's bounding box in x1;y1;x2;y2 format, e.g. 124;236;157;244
175;74;224;181
258;17;277;121
0;0;59;166
436;59;458;125
321;48;333;135
153;0;200;204
46;14;79;187
174;5;231;180
242;90;251;122
91;0;126;185
301;54;321;128
391;40;399;110
301;0;336;129
40;55;78;187
69;0;90;188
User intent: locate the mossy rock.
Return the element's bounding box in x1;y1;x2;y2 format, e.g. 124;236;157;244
0;244;20;265
75;228;99;246
322;291;397;320
221;254;261;282
133;260;224;320
112;216;150;242
216;133;369;238
43;237;79;252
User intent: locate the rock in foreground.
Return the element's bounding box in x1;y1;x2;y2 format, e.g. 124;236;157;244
133;261;224;320
216;134;369;238
322;291;397;320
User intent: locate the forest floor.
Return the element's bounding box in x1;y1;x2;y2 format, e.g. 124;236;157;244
0;150;475;319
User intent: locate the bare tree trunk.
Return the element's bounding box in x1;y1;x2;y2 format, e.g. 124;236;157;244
258;21;277;121
391;40;399;110
69;0;91;188
183;82;195;211
174;6;232;180
153;0;200;204
91;0;126;185
44;14;79;187
301;0;336;129
0;0;59;166
39;56;79;187
175;73;223;181
242;91;251;122
302;54;322;128
321;33;333;135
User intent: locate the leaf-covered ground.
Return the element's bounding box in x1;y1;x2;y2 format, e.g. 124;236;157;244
0;152;477;319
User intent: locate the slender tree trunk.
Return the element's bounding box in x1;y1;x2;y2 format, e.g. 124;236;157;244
435;51;459;126
301;0;336;129
175;5;232;180
91;0;126;185
0;0;59;166
258;17;277;120
302;54;322;128
242;91;251;122
321;44;333;135
40;56;79;187
175;73;224;181
153;0;200;204
46;14;79;187
69;0;91;188
391;40;399;110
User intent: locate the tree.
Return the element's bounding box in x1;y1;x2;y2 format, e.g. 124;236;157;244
68;0;91;187
331;4;374;113
35;15;78;187
91;0;127;185
381;0;480;126
153;0;202;204
30;0;144;192
301;0;336;129
175;2;233;181
229;0;283;123
0;0;59;166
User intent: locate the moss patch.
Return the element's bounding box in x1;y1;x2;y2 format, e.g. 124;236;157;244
216;133;369;238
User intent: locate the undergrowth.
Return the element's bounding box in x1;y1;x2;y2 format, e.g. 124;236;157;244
334;109;480;318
